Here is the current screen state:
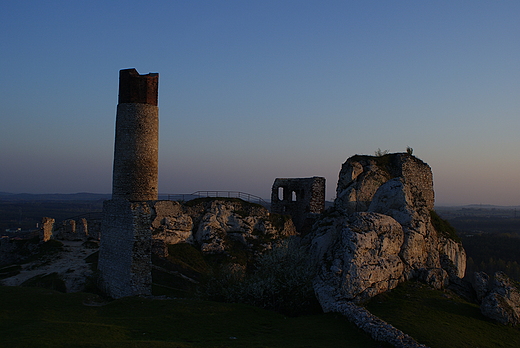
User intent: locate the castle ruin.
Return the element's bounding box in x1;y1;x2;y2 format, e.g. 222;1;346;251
98;69;326;298
271;177;325;233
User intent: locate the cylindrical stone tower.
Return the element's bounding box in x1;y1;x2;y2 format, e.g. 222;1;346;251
112;68;159;201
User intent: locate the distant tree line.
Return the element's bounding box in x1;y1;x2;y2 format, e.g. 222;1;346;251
462;233;520;281
466;256;520;282
450;216;520;235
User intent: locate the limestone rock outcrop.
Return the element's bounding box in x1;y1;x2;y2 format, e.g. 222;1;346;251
312;153;466;303
474;271;490;302
336;154;434;213
312;212;405;302
151;201;194;245
149;199;296;259
191;200;296;257
478;271;520;325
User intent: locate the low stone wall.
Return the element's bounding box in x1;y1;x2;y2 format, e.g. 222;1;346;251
41;216;100;242
320;296;429;348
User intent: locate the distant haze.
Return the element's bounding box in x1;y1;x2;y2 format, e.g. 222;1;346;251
1;2;519;206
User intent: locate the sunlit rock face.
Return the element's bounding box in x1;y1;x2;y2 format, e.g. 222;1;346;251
150;199;297;258
312;211;405;303
336;153;434;214
192;200;296;256
151;201;194;245
312;153;466;304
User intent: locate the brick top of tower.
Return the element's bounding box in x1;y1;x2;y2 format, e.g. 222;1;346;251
118;68;159;106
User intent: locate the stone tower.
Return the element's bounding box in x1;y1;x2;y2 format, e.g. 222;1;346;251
112;68;159;201
98;68;159;299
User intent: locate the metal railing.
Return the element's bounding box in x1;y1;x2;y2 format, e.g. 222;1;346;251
163;191;267;206
60;192;269;222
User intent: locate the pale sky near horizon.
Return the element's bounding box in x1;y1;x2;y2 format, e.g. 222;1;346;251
1;1;519;206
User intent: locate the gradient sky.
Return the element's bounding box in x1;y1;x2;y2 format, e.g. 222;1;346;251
1;1;519;205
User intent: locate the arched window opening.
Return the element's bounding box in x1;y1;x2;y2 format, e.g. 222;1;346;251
278;187;284;201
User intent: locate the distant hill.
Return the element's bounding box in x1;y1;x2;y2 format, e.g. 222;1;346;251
436;204;520;209
0;192;111;201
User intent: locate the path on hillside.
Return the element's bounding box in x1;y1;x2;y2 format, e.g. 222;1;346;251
1;240;97;292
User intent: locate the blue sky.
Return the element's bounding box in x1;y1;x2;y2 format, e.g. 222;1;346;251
1;1;519;205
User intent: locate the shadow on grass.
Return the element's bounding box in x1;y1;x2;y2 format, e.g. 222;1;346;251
366;281;520;348
0;286;384;348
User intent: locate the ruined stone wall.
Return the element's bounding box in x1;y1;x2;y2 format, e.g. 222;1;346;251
393;154;435;211
118;68;158;105
308;177;326;213
98;199;153;298
318;298;428;348
40;217;55;242
54;219;77;241
271;177;325;233
76;218;88;237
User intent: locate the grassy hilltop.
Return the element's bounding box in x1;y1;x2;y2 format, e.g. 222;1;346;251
2;200;520;347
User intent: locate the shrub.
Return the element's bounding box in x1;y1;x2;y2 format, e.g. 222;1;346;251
374;148;389;157
268;213;292;231
202;237;320;315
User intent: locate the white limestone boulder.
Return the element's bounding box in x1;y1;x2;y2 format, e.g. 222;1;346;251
193;200;296;255
313;212;405;303
480;272;520;325
151;200;194;244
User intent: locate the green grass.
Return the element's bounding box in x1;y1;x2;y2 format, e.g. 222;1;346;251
0;286;383;348
365;281;520;348
5;281;519;348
